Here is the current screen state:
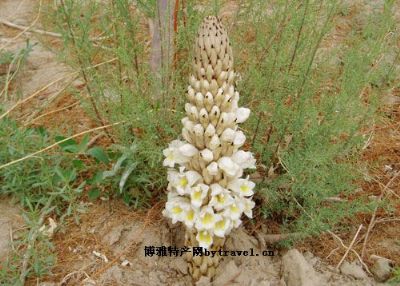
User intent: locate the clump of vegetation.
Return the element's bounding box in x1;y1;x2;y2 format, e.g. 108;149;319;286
48;0;398;238
233;0;397;240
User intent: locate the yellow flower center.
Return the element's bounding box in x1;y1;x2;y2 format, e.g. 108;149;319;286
202;213;214;225
180;177;188;187
217;194;225;204
230;204;239;213
240;184;249;193
193;191;202;200
186;210;194;221
172;207;183;214
199;231;212;244
215;219;225;230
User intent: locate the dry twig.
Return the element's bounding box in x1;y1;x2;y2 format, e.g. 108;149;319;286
328;230;372;275
0;0;43;50
0;18;62;38
0;72;78;120
293;197;371;274
0;57;117;120
361;171;400;258
23;101;79;126
22;79;76;125
336;224;363;270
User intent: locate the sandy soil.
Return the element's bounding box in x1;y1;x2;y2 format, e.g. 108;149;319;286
40;201;382;286
0;199;24;262
0;0;94;132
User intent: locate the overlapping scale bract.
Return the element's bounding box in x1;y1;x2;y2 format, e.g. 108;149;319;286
162;16;256;249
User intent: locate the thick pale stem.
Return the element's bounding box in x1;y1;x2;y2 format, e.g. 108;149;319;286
185;229;225;281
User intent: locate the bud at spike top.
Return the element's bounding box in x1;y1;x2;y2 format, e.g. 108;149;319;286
162;16;256;251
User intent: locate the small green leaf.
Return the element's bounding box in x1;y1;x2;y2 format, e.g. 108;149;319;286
55;167;77;183
88;188;101;201
77;134;90;152
119;163;137;192
55;135;77;150
87;147;109;163
35;126;48;138
122;192;133;205
62;144;80;153
87;171;104;185
72;159;85;170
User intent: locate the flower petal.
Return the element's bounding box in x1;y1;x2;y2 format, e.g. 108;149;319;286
218;157;240;177
200;149;214;162
186;171;202;186
232;150;256;169
196;230;213;249
220;128;236;142
207;162;219;176
233;131;246;146
179;144;198;157
235;107;250;123
214;217;231;237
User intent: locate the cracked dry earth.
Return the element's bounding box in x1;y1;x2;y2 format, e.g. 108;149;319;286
0;0;399;285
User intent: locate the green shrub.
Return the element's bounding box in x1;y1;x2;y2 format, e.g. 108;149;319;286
232;0;397;239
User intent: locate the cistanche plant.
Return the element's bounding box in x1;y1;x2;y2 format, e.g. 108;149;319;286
162;16;256;281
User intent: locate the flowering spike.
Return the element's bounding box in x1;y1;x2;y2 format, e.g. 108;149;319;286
162;16;256;281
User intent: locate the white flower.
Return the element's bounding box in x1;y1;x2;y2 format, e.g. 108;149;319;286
221;128;236;142
214;217;232;237
182;117;195;132
222;198;244;221
209;184;234;210
190;184;209;208
233;131;246;146
167;190;180;201
208;134;220;150
231;150;256;169
227;176;255;197
162;140;185;167
200;149;213;162
189;105;199;121
187;86;195;102
195;206;218;230
206;162;219;175
235;107;250;123
218;112;235;128
163;141;197;168
182;128;192;143
193;124;204;137
218;157;241;177
242;196;256;218
168;167;202;195
196;229;213;249
195;92;204;108
183;207;198;228
209;188;235;211
205;124;216;138
163;197;191;224
210;183;224;195
179;143;198;157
